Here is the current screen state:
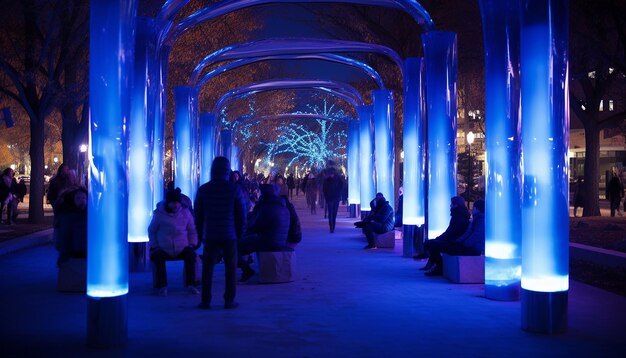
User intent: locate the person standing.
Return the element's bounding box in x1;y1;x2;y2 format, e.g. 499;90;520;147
607;172;624;217
286;174;295;199
194;157;247;309
305;172;317;214
323;168;343;233
0;168;18;225
573;176;586;217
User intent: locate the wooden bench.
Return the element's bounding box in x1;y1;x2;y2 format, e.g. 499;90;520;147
442;254;485;283
57;258;86;292
373;231;395;248
256;250;296;283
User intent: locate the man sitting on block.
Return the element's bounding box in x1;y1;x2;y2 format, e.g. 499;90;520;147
423;199;485;276
355;192;395;250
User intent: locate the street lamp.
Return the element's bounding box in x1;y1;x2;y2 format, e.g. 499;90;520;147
466;131;475;208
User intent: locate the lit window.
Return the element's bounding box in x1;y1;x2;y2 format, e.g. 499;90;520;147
588;71;596;78
609;100;614;111
599;100;604;111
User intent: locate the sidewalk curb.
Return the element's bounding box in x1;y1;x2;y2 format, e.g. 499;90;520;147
0;229;54;257
570;242;626;271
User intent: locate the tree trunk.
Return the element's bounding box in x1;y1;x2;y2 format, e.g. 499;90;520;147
28;116;45;224
582;123;601;216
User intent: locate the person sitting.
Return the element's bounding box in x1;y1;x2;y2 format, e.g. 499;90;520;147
148;188;199;296
54;186;88;267
423;199;485;276
420;196;471;271
356;192;395;250
238;183;290;281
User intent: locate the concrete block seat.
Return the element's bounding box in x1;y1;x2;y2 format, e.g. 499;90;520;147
442;254;485;283
373;231;395;248
57;258;86;292
256;249;296;283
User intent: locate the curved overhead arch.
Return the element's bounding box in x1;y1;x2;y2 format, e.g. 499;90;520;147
233;113;351;127
165;0;434;44
198;53;385;89
192;38;403;84
213;79;364;115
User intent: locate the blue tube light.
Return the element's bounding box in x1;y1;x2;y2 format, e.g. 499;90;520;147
347;119;361;205
174;86;197;201
520;0;570;294
373;90;395;211
479;0;522;301
402;58;426;226
231;145;240;172
152;45;170;206
358;106;375;210
128;17;158;243
88;0;134;298
199;112;216;185
422;31;458;240
220;129;232;162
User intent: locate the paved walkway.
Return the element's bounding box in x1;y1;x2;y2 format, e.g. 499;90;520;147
1;195;625;357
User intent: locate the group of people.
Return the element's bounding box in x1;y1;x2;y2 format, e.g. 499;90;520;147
147;156;303;309
0;168;27;225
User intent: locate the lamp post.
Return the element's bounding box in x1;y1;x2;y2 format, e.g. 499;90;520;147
466;131;475;208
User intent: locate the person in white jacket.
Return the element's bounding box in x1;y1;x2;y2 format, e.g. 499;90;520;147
149;188;199;296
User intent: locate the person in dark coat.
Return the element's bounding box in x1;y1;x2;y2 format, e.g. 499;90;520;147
323;168;344;233
305;172;317;214
286;174;295;199
0;168;18;225
360;193;395;249
47;163;74;207
424;199;486;276
573;176;586;217
53;186;88;267
421;196;471;270
281;194;302;249
194;156;247;309
238;183;291;281
606;172;624;217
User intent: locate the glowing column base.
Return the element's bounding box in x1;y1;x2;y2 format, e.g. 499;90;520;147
402;224;425;258
485;256;521;301
360;209;371;219
348;204;359;218
521;289;568;334
87;295;128;348
128;242;150;272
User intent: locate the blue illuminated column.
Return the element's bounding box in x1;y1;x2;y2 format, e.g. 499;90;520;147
372;90;395;211
520;0;569;334
347;119;361;217
422;31;458;240
199;112;216;185
174;86;198;201
220;129;232;163
231;145;240;172
479;0;522;301
128;17;158;247
358;105;375;216
87;0;135;348
152;45;170;206
402;58;427;257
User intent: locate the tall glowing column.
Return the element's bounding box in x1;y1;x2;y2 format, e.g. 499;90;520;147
479;0;522;301
372;90;395;211
152;44;170;205
220;129;232;164
402;58;427;257
174;86;197;201
347;119;361;217
231;145;240;172
422;31;458;240
127;17;158;274
358;105;375;216
520;0;569;334
87;0;135;348
199;112;216;185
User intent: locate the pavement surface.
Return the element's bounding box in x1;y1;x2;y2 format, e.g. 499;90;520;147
1;195;625;357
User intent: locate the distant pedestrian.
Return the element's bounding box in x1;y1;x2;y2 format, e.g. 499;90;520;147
323;168;343;233
47;163;74;208
606;172;624;217
573;177;586;217
0;168;18;225
286;174;295;199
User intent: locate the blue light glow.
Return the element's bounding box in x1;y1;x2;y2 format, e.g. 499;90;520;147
479;0;522;300
347;119;360;204
422;31;458;240
128;17;157;243
199;112;216;185
520;0;569;293
220;129;232;162
373;90;395;211
402;58;426;226
174;86;198;201
88;0;133;297
152;45;170;206
358;106;375;210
